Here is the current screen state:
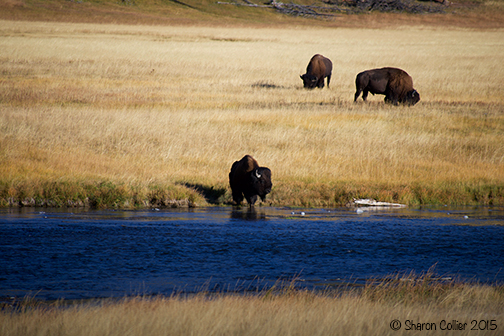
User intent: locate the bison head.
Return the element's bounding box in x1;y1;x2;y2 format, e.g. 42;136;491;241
405;89;420;106
250;167;272;201
300;74;318;89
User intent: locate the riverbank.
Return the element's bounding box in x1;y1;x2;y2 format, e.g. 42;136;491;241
1;13;503;209
1;178;503;208
2;273;503;336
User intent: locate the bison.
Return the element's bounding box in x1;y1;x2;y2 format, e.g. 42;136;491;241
354;67;420;106
229;155;272;206
300;54;333;89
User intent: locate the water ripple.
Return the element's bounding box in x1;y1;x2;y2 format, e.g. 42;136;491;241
1;206;503;300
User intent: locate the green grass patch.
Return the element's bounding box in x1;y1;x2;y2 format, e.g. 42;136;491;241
0;179;208;208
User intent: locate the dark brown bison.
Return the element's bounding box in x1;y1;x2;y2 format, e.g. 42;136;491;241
354;67;420;106
229;155;272;206
300;54;333;89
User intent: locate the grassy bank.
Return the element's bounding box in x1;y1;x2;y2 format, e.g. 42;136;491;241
1;20;504;208
2;274;504;336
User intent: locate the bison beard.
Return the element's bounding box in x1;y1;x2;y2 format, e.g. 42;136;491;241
354;67;420;106
300;54;333;89
229;155;272;206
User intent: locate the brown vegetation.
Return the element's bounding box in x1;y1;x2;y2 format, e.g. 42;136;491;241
0;2;504;208
0;6;503;332
1;273;504;336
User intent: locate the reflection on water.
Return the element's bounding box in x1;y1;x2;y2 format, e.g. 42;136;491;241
1;206;503;300
231;207;267;221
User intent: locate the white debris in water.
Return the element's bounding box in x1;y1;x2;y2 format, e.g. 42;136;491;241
353;198;406;208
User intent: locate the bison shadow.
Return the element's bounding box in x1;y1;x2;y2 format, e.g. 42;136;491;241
251;81;285;89
182;183;227;205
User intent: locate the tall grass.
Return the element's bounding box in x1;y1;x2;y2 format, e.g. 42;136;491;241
1;20;503;207
1;274;503;336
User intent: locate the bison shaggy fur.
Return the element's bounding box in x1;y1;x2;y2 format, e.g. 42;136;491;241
354;67;420;106
229;155;272;206
300;54;333;89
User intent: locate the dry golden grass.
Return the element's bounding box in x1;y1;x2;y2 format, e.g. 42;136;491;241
1;276;504;336
1;20;504;207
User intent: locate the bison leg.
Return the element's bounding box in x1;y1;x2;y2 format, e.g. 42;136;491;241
386;97;399;106
361;90;369;101
245;194;258;207
326;74;331;89
385;92;399;106
232;190;244;205
317;77;324;89
354;88;362;102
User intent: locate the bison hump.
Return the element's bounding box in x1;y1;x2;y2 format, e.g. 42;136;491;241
231;155;259;177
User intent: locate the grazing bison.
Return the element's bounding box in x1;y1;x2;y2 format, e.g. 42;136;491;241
354;67;420;106
229;155;272;206
300;54;333;89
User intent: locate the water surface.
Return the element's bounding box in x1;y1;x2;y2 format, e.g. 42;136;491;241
1;206;503;300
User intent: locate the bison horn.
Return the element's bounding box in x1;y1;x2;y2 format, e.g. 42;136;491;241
255;170;261;178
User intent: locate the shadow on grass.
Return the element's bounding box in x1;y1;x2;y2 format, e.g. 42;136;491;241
182;183;227;205
251;81;286;89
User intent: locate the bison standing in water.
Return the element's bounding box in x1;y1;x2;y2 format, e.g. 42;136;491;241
354;67;420;106
229;155;272;206
300;54;333;89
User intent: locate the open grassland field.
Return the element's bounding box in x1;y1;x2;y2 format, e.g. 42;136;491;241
1;5;504;335
1;9;504;207
1;275;504;336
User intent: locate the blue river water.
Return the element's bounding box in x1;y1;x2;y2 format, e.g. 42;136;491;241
1;206;503;300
